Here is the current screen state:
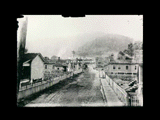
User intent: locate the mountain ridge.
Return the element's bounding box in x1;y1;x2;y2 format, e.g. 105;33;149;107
76;33;134;58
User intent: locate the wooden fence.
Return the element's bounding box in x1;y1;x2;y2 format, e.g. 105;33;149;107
106;75;129;106
17;70;82;101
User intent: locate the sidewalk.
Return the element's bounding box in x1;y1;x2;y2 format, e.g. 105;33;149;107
100;78;124;106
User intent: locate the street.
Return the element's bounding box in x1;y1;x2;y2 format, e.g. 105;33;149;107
24;65;106;107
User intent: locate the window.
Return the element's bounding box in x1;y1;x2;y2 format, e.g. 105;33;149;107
135;66;137;70
133;73;137;75
45;65;47;69
53;65;54;69
118;72;124;74
126;66;128;70
118;66;121;69
113;66;116;69
57;68;59;70
126;73;132;75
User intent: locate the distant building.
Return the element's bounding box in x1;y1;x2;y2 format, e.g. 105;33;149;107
67;58;82;72
22;53;45;81
44;57;68;73
81;58;93;64
44;60;56;74
104;62;139;80
44;57;50;61
95;57;104;68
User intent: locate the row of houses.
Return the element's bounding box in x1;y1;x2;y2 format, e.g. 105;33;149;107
21;53;82;82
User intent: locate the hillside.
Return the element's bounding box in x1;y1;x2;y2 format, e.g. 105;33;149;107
76;34;134;58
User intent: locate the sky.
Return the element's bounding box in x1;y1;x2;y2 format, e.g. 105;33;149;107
17;15;143;59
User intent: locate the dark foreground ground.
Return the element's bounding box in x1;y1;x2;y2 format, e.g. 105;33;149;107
18;67;105;107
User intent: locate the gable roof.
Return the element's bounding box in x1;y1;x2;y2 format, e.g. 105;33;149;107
22;53;45;63
44;59;68;64
119;51;125;55
44;59;56;64
54;63;68;67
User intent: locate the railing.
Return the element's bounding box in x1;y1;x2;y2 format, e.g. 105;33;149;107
106;75;129;106
18;76;66;100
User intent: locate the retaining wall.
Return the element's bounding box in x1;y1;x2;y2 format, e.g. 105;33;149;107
17;69;82;101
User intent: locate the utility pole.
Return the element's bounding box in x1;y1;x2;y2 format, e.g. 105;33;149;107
17;17;28;98
72;50;75;71
72;50;75;59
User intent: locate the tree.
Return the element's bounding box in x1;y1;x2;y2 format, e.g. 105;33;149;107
17;17;28;98
127;43;134;56
128;43;133;50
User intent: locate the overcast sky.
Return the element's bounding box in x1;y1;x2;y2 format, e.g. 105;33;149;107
17;15;143;59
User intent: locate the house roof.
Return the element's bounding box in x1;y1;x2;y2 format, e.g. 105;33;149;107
22;53;45;63
44;58;68;65
44;59;56;64
138;63;143;67
125;84;138;92
54;63;68;67
119;51;125;55
128;80;137;86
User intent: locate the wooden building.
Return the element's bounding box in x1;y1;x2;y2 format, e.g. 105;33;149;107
22;53;45;81
104;62;139;80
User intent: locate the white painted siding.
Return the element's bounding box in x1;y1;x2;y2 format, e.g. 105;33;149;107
31;55;44;80
105;64;138;74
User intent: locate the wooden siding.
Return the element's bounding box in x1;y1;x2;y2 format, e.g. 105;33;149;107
31;55;44;80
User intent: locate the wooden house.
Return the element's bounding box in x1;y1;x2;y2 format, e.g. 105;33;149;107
22;53;45;81
104;61;139;81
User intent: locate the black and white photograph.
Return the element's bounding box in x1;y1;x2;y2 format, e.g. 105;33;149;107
17;15;143;107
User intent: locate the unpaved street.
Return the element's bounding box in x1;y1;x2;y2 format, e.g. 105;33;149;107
25;66;105;107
